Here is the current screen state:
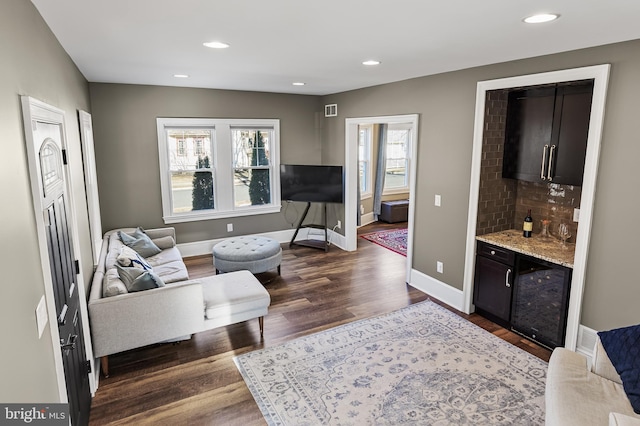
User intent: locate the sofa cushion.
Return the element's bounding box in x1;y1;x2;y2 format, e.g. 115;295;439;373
152;260;190;284
103;269;128;297
546;348;637;425
598;325;640;413
119;227;161;258
116;265;165;292
117;246;152;270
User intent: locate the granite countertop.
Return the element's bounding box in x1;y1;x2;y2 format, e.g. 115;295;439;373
476;229;575;268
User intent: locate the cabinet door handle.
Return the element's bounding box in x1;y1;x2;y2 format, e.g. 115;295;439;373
505;268;512;288
541;145;549;180
547;144;556;181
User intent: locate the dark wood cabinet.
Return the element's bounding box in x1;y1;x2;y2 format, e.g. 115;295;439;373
473;241;514;327
473;240;573;350
503;80;593;186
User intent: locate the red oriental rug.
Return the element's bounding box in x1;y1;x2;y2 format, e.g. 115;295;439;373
360;228;407;256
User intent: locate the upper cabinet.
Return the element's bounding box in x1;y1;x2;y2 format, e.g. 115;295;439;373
502;80;594;186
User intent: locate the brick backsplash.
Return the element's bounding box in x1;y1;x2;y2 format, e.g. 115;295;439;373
476;89;581;242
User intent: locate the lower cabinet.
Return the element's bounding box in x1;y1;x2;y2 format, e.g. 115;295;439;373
473;241;572;349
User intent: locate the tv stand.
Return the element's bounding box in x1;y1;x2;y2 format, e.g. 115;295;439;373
289;202;329;252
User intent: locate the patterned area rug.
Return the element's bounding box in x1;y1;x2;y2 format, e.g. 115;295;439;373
360;228;407;256
234;300;547;425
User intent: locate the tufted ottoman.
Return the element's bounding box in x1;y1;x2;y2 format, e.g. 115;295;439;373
213;235;282;275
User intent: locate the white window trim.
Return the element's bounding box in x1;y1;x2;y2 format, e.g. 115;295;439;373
157;118;281;224
382;123;411;195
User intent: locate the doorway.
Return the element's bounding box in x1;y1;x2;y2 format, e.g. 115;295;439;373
22;97;92;425
462;65;610;351
344;114;419;281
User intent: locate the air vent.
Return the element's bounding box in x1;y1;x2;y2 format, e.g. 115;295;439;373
324;104;337;117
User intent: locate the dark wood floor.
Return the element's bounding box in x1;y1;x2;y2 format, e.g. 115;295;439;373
88;222;550;425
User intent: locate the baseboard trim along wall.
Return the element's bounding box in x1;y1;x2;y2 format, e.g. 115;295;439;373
409;268;465;312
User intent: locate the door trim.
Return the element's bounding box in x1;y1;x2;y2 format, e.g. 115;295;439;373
462;64;610;350
21;96;93;399
344;114;419;281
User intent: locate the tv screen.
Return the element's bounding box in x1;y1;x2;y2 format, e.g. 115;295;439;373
280;164;344;204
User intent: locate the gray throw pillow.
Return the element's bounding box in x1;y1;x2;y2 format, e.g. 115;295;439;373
119;227;162;258
116;265;165;292
151;235;176;250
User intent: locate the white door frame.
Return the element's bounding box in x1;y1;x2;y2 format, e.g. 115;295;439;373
344;114;419;280
462;64;610;350
22;96;95;398
79;110;103;266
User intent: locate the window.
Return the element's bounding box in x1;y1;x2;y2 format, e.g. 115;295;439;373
358;125;372;198
157;118;281;223
383;124;411;194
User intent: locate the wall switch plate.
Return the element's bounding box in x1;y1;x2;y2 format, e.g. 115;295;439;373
360;204;365;215
437;261;444;273
227;223;233;232
36;295;48;338
573;208;580;222
435;194;441;207
337;220;341;229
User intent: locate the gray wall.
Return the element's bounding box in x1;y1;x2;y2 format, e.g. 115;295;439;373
0;0;92;402
89;84;323;242
321;40;640;331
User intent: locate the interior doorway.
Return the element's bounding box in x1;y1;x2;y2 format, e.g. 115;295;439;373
462;65;610;351
344;114;419;281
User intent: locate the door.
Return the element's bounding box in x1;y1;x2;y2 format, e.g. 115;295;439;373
473;255;513;325
23;98;91;426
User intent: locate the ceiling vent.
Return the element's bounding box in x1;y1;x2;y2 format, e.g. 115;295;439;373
324;104;337;117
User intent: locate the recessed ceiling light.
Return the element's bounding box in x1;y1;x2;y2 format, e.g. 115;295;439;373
523;13;559;24
292;82;305;86
203;41;230;49
173;74;189;78
362;60;381;66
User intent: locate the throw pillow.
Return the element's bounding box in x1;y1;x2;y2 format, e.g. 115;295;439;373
119;227;161;258
116;265;165;292
116;246;152;270
151;235;176;250
598;324;640;414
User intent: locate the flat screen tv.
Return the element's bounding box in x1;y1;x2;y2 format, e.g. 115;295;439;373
280;164;344;204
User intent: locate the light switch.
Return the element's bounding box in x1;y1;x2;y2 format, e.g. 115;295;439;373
435;194;441;207
36;295;48;338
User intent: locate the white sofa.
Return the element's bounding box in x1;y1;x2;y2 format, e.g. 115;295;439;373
88;227;271;377
546;337;640;425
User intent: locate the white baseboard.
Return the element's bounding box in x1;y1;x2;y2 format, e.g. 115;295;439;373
408;268;465;312
358;212;375;227
177;228;346;257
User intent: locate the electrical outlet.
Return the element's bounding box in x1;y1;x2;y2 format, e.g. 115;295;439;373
437;261;444;274
337;220;341;229
573;208;580;222
435;194;441;207
227;223;233;232
360;204;365;215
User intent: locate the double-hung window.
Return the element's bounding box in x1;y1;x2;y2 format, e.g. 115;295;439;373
383;123;411;194
358;124;373;198
157;118;280;223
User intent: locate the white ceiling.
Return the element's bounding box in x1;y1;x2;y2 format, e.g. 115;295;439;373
31;0;640;96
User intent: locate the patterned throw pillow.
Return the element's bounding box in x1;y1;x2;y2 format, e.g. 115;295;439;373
119;227;161;258
115;265;165;292
598;324;640;414
116;246;152;270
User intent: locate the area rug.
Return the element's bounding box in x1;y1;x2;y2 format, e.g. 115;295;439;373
360;228;407;256
234;300;547;425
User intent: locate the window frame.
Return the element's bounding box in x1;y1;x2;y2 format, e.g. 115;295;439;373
383;123;411;195
358;124;373;199
157;118;281;224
